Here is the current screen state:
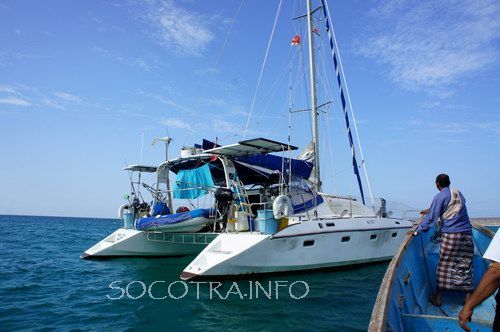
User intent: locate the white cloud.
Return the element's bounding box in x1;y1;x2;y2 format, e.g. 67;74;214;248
0;84;82;111
195;67;219;75
429;122;468;134
161;117;193;131
144;0;215;56
210;118;261;137
0;96;31;106
358;0;500;92
40;98;65;111
404;118;500;136
211;119;237;133
54;92;81;103
0;84;17;94
137;89;189;113
92;46;158;71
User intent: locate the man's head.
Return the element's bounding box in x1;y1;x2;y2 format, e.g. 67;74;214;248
435;173;451;190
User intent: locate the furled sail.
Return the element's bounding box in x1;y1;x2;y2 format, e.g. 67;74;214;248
296;142;317;186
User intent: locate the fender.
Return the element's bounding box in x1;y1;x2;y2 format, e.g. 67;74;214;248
273;195;293;219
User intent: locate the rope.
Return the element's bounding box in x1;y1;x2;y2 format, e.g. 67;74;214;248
243;0;284;138
419;233;450;317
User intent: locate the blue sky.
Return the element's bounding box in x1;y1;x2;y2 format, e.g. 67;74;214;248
1;0;499;218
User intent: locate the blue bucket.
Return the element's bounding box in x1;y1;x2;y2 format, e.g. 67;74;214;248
257;209;279;235
123;212;135;229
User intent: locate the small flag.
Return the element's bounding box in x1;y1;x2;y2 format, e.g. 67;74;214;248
210;141;218;161
291;35;301;46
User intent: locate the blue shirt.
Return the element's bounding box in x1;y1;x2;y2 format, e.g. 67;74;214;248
417;187;471;234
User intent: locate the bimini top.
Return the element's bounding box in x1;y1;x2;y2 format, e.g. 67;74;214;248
123;165;157;173
204;138;298;157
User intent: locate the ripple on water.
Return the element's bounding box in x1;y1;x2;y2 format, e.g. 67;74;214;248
0;215;387;331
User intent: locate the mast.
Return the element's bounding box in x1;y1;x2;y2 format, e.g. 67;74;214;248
306;0;321;191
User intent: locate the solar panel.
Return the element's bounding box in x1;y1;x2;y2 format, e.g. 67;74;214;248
123;165;157;173
204;138;298;157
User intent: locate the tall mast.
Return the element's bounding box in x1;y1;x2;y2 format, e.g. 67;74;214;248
306;0;321;191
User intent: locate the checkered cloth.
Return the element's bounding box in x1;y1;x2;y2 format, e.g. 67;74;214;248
436;232;474;292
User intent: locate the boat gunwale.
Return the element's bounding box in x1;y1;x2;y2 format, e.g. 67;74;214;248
368;219;495;331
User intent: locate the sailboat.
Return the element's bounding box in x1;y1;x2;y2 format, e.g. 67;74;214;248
180;0;413;280
81;136;316;258
81;138;220;258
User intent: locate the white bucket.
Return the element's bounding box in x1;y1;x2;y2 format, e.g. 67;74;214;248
235;211;250;232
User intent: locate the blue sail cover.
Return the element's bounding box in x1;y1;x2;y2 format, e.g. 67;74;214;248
173;164;215;199
237;154;313;179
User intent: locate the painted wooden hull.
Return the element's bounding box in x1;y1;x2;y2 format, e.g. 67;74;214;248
369;222;495;331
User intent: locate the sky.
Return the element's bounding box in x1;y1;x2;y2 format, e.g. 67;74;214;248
0;0;499;218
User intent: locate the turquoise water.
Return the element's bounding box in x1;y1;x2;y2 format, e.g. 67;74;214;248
0;215;388;331
486;225;499;233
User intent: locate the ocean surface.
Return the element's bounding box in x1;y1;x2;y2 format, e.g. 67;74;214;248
0;215;390;331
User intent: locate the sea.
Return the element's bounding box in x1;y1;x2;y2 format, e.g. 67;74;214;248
0;214;390;331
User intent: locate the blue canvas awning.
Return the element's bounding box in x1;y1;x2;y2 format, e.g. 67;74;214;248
236;154;313;179
173;164;215;199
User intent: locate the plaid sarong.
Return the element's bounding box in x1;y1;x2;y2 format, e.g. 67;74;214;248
436;232;474;292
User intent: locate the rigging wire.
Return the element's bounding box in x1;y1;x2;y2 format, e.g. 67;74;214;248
255;50;299;122
315;27;338;193
193;0;245;116
322;0;375;206
243;0;284;139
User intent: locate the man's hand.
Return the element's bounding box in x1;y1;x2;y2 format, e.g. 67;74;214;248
458;305;473;332
457;266;500;332
420;209;430;215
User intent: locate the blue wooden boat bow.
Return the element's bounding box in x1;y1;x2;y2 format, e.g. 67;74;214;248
369;220;495;331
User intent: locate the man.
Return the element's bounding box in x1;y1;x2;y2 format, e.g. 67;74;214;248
458;230;500;331
411;173;473;306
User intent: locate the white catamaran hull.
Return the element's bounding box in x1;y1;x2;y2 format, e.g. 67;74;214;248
181;218;412;279
81;228;216;258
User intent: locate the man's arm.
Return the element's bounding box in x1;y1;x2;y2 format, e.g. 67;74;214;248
458;264;500;331
417;195;445;232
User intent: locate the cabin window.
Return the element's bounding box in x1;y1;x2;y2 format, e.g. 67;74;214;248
341;236;350;242
326;222;335;227
392;232;397;238
370;234;378;240
318;223;323;229
395;221;400;225
303;240;315;247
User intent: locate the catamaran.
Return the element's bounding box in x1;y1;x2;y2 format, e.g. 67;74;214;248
180;0;413;279
81;137;317;258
